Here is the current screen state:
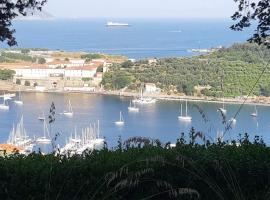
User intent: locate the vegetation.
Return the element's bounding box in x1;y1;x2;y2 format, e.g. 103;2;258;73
0;52;37;63
38;57;46;64
0;131;269;199
0;69;15;80
231;0;270;47
24;81;30;86
102;43;270;97
82;53;103;62
102;70;136;90
0;0;47;46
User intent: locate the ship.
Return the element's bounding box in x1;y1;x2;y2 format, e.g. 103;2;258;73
106;21;130;27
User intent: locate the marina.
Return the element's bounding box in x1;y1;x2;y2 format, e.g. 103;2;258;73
1;92;270;153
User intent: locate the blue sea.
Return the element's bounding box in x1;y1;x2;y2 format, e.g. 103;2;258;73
0;93;269;150
7;18;253;59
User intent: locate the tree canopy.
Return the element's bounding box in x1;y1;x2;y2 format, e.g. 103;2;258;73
232;0;270;47
0;0;47;46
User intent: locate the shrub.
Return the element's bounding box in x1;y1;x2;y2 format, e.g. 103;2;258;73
24;80;30;86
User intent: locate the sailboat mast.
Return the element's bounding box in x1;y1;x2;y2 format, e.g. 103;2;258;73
97;120;100;138
185;100;188;116
180;104;183;116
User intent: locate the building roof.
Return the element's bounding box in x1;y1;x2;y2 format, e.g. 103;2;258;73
47;60;71;65
0;63;48;70
0;144;23;153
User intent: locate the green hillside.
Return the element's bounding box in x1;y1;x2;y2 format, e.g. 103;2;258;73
102;43;270;97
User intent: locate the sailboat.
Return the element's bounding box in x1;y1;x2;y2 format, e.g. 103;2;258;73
14;90;23;105
7;116;34;152
128;100;139;112
178;100;192;122
229;117;237;124
3;93;15;100
132;89;156;104
115;111;125;126
218;73;227;114
36;120;51;144
218;98;227;114
38;111;45;121
0;97;9;110
250;105;258;117
63;100;73;116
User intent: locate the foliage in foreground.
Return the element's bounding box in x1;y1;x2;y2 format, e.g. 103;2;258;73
0;132;270;200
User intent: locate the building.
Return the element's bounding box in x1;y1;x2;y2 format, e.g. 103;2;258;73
145;83;158;93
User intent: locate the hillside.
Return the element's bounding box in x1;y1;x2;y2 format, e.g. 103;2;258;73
102;43;270;98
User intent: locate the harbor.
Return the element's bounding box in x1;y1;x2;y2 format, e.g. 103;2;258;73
0;91;270;155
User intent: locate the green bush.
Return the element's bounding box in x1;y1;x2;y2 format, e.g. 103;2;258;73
0;132;269;199
24;80;30;86
0;69;15;80
15;79;21;85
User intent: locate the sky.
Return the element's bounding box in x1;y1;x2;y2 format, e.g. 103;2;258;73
44;0;237;19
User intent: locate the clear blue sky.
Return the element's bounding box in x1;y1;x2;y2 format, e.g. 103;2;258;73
44;0;236;19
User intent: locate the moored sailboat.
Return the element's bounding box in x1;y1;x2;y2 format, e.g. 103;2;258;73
128;100;139;112
63;100;73;116
36;120;51;144
14;90;23;105
0;97;9;110
250;105;258;117
178;100;192;122
115;111;125;126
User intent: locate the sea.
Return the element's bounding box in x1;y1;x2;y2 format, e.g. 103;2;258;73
7;18;253;59
0;19;264;150
0;93;269;150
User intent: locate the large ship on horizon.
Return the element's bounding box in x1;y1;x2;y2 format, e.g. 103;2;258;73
106;21;130;27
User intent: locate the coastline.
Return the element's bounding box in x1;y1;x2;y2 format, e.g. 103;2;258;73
1;81;270;107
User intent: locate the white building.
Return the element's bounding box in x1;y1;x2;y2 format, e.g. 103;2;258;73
0;62;101;79
145;83;158;93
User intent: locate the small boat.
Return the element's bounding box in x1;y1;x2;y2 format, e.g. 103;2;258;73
128;101;139;112
2;93;16;100
178;100;192;122
14;90;23;105
38;111;45;121
0;97;9;110
36;120;51;144
250;105;258;117
63;100;73;117
229;117;237;124
106;21;130;27
115;111;125;126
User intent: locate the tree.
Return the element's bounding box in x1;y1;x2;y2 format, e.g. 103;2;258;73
21;49;30;54
231;0;270;47
24;80;30;86
0;69;15;80
121;60;133;68
0;0;47;46
38;57;46;64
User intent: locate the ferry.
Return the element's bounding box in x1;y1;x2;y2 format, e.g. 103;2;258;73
106;21;130;27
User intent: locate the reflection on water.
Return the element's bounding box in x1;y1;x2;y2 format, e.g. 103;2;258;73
0;92;270;148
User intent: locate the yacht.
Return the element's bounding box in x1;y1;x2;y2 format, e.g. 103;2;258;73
38;111;45;121
132;89;156;105
250;105;258;117
115;111;125;126
63;100;73;117
106;22;130;27
178;100;192;122
60;121;104;155
36;120;51;144
128;100;139;112
0;97;9;110
7;116;34;153
14;90;23;105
